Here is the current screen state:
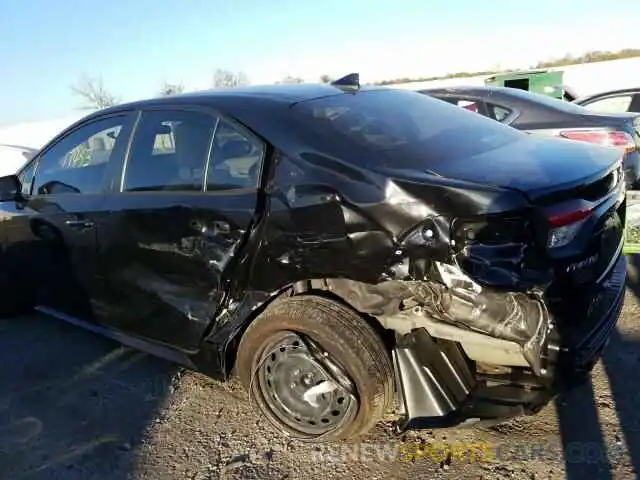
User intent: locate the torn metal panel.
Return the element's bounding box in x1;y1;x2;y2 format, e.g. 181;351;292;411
394;328;476;428
322;262;551;375
448;214;554;291
205;286;295;375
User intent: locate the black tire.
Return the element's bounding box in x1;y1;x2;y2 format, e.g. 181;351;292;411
235;294;395;442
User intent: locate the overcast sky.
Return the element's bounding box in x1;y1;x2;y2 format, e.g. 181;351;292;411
0;0;638;125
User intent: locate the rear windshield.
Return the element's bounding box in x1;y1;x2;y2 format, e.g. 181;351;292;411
291;89;523;169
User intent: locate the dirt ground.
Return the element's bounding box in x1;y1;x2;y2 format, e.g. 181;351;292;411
2;280;640;479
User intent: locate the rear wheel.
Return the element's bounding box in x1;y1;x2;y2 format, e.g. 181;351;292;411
235;294;394;442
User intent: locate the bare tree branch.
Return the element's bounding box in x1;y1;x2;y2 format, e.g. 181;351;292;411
212;69;249;89
70;75;120;110
159;82;185;96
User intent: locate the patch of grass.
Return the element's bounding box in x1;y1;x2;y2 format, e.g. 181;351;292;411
625;191;640;254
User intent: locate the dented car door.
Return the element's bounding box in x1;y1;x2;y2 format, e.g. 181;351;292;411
95;108;264;351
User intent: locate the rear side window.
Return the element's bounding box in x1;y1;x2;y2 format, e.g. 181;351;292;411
206;118;265;191
123;110;217;192
292;89;522;168
582;95;633;113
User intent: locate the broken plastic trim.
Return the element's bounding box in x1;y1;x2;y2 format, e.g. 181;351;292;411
319;259;552;375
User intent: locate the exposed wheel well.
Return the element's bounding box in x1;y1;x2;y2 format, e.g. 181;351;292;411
298;289;396;350
223;288;293;377
223;283;396;378
233;293;395;441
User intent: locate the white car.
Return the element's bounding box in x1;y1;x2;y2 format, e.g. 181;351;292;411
0;144;38;176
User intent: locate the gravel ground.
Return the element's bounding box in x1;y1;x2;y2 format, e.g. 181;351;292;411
3;273;640;479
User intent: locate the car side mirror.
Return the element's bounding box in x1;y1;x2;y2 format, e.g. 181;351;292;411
0;174;21;202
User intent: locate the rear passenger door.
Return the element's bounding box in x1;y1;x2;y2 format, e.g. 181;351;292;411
96;107;265;351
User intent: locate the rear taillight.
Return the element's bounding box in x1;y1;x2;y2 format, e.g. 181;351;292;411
547;207;593;248
548;207;593;227
558;129;636;154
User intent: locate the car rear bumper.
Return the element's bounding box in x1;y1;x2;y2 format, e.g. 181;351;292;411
394;253;626;431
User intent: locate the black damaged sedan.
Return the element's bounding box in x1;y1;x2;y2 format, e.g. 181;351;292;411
0;75;626;441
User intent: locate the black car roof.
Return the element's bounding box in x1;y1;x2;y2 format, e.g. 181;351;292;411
39;83;392;166
90;83;382;118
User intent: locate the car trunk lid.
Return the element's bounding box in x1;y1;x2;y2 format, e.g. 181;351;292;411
406;135;626;288
420;135;622;203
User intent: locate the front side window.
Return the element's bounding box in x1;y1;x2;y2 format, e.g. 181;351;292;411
582;95;633;114
123;110;217;192
32;116;129;195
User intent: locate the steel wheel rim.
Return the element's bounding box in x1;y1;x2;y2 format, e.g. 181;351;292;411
255;331;358;436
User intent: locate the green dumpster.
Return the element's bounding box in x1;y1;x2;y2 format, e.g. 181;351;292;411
484;69;576;101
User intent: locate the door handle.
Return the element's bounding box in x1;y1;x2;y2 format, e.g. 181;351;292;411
65;219;94;229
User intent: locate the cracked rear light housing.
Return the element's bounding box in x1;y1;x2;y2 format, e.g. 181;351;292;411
547;207;593;248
